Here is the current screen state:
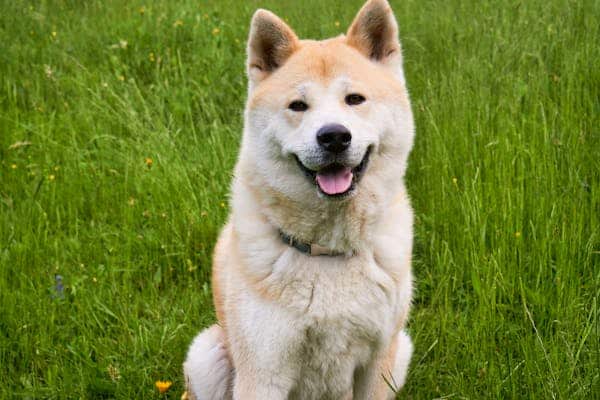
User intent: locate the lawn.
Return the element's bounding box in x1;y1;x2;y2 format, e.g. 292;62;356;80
0;0;598;398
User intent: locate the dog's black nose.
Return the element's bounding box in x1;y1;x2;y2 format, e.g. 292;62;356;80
316;124;352;153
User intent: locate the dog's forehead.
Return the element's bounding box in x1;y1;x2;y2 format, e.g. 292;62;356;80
285;39;376;85
249;38;407;108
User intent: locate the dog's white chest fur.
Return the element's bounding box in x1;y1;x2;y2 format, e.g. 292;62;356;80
232;251;403;398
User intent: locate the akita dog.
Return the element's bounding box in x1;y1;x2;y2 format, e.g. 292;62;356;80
183;0;415;398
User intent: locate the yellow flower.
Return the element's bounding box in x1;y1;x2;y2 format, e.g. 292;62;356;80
128;197;136;206
51;31;57;38
145;157;153;168
452;177;458;185
181;391;190;400
11;164;17;169
212;27;220;35
48;174;55;181
118;75;125;81
149;52;155;62
173;19;184;27
139;6;146;15
334;21;340;27
155;380;172;394
515;231;521;238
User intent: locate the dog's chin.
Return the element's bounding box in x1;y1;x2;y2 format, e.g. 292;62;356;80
293;147;372;200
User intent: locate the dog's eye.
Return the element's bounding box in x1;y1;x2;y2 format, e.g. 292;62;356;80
345;93;366;106
288;100;309;112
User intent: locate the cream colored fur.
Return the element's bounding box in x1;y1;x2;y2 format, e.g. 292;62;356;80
184;0;416;398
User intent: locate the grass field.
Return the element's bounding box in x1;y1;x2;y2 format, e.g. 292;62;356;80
1;0;599;398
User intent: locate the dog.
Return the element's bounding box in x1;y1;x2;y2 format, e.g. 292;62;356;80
183;0;415;398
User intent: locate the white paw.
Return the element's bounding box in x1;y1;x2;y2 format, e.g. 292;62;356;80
391;330;413;390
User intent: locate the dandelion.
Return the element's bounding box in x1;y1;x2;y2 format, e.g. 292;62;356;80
173;19;184;27
145;157;153;168
515;231;521;238
139;6;146;15
212;27;220;35
51;31;57;38
48;174;55;181
155;380;172;394
54;166;60;171
118;75;125;81
181;391;190;400
220;202;225;208
334;21;340;27
11;164;17;169
149;52;155;62
452;177;458;185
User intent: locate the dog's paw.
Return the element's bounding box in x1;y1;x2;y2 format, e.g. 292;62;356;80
391;330;413;390
183;325;233;400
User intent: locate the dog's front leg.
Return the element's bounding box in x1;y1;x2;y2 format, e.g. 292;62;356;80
352;360;380;400
232;370;291;400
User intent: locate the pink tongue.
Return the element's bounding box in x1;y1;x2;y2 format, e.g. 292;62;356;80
316;167;353;195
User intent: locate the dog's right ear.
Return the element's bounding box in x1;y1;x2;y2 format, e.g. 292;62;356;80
247;10;299;86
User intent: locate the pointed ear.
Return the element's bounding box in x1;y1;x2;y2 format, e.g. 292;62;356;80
346;0;403;71
247;9;299;85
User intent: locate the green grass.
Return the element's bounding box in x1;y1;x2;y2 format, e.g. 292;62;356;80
0;0;598;398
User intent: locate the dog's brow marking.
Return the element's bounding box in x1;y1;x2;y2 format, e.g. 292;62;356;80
337;76;352;91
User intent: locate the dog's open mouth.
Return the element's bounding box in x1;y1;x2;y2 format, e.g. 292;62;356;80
294;147;372;198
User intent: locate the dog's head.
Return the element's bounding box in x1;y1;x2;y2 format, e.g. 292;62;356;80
241;0;414;204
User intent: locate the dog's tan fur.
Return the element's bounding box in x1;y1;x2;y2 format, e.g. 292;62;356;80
184;1;415;398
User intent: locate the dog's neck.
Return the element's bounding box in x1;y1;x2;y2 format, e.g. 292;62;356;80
266;190;366;252
234;167;389;254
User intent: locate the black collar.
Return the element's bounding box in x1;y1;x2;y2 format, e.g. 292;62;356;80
279;230;350;257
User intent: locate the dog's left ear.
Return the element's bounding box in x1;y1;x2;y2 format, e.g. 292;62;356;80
346;0;405;83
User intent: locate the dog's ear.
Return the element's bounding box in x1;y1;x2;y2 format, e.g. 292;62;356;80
346;0;405;83
247;9;299;86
